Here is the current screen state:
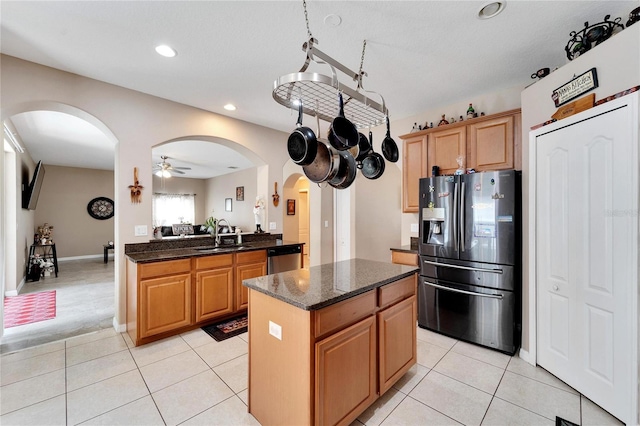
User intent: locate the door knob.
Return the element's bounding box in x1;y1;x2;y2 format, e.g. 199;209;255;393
553;285;559;291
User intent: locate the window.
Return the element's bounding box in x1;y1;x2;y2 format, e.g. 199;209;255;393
152;193;195;226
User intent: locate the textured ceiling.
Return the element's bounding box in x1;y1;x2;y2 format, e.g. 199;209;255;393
2;1;636;177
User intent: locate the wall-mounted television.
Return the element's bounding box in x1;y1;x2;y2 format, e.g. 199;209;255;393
22;160;45;210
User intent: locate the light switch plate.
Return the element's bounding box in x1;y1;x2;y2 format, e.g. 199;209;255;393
269;320;282;340
134;225;148;236
324;220;329;228
410;223;419;233
269;222;276;230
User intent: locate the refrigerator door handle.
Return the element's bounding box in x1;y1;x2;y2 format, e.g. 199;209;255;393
423;280;504;299
453;181;459;250
460;181;465;252
422;259;504;274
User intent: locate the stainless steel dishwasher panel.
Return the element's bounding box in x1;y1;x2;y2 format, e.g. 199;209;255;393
267;245;302;274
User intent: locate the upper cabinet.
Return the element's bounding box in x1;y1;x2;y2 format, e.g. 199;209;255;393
400;109;521;213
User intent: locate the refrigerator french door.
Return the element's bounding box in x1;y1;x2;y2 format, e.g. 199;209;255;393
418;170;521;354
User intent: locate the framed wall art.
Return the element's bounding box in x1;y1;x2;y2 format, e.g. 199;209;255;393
236;186;244;201
225;198;232;212
287;199;296;215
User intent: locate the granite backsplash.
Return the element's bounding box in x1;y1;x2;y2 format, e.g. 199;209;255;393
124;233;282;254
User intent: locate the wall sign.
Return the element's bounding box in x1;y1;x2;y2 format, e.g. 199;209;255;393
552;68;598;107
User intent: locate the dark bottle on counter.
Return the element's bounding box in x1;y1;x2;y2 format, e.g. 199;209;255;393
432;165;440;177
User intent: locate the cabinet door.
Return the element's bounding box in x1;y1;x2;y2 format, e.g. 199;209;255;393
378;295;417;395
468;115;514;171
195;267;234;323
402;135;428;213
139;273;191;338
235;261;266;311
315;315;376;426
428;126;466;175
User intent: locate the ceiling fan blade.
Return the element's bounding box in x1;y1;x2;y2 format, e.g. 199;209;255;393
172;166;191;170
172;169;186;174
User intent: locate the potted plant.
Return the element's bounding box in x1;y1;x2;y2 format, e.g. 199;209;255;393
202;216;217;237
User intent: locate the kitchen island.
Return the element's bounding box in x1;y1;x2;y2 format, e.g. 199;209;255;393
243;259;419;426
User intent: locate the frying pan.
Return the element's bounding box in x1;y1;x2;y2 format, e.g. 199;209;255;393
328;92;359;150
361;130;385;180
381;116;399;163
302;114;340;183
328;150;357;189
287;102;317;165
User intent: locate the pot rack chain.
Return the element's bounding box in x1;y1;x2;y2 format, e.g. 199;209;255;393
273;1;388;129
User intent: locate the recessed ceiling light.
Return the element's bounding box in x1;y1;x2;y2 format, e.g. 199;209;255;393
478;1;506;19
155;45;177;58
224;104;237;111
324;14;342;27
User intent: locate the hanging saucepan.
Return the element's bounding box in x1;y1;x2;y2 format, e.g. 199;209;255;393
328;92;359;150
287;102;317;165
381;116;399;163
361;130;385;179
354;132;371;169
328;150;357;189
302;114;340;183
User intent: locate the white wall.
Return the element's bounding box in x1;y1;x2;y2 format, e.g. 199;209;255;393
520;24;640;357
204;167;258;233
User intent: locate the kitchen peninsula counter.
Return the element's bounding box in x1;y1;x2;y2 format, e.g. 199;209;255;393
125;238;302;263
243;259;418;426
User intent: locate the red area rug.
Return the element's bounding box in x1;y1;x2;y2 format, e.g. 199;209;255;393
4;290;56;328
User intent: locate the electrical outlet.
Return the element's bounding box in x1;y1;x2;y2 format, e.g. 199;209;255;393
411;223;419;233
269;222;276;230
269;320;282;340
134;225;148;236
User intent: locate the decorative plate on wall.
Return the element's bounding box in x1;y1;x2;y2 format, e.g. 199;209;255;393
87;197;114;220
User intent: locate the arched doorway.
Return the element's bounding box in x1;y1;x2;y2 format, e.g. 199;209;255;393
1;106;118;349
282;174;310;267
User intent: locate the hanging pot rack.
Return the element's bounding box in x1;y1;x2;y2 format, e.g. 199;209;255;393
273;38;388;129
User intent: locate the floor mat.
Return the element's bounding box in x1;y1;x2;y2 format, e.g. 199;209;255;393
201;314;247;342
4;290;56;328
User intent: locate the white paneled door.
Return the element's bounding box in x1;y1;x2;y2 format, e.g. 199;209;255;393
533;94;638;424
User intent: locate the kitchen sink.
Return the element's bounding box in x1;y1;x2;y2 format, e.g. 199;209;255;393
194;244;251;253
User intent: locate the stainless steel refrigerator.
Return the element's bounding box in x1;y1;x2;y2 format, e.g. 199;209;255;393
418;170;521;354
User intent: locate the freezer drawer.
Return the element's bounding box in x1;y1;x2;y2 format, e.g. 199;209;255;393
417;277;520;354
419;255;516;292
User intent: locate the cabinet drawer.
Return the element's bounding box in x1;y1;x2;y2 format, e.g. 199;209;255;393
314;291;376;339
139;259;191;279
391;251;418;266
378;275;416;309
236;249;267;265
194;253;233;270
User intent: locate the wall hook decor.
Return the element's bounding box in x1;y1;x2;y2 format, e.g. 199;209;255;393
128;167;144;203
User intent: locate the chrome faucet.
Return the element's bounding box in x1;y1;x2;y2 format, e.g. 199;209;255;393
215;219;231;245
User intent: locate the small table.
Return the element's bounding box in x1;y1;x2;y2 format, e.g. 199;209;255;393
104;245;114;263
27;243;59;279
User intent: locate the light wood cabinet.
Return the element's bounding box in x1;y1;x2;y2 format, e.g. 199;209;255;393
194;254;234;323
127;249;268;346
427;126;466;176
400;109;521;213
390;250;418;266
235;250;267;311
249;273;417;426
402;135;428;212
378;295;417;394
315;316;377;426
127;258;192;342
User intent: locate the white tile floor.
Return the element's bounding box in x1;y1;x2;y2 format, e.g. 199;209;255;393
0;324;625;426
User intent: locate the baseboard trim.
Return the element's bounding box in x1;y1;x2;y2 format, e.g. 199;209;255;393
58;254;111;262
518;348;536;366
112;317;126;333
6;277;26;296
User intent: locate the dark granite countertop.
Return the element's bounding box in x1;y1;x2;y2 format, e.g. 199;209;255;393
389;245;418;254
126;239;303;263
242;258;419;311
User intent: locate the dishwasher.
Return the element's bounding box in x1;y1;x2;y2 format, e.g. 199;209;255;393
267;245;302;274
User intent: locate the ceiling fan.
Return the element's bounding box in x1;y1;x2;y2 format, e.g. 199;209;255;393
153;155;191;178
